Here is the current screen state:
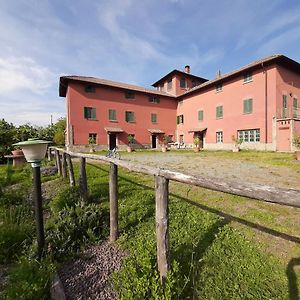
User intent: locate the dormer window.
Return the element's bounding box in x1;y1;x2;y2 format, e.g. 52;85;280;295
244;72;253;83
180;77;187;89
85;85;96;93
215;83;223;93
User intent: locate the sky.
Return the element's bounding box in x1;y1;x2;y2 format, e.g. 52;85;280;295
1;0;300;126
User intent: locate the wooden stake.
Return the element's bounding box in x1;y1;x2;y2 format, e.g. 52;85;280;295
66;154;75;187
79;157;88;205
61;152;67;179
155;175;170;284
55;149;62;176
109;162;118;242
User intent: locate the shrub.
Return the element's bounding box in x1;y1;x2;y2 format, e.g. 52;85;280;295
4;257;55;300
0;205;34;263
49;186;80;213
46;203;108;261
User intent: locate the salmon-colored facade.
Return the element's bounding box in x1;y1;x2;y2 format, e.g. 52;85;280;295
59;55;300;152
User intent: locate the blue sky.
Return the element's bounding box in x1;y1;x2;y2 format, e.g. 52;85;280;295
1;0;300;126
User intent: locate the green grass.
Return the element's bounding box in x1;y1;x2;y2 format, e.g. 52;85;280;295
71;162;291;299
1;154;299;299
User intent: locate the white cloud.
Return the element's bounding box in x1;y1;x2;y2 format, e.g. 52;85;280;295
0;56;56;95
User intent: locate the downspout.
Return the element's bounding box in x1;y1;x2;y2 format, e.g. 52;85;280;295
261;63;268;147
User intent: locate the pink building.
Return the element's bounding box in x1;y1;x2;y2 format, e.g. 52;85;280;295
59;54;300;152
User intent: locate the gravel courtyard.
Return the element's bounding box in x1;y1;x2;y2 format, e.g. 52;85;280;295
122;150;300;190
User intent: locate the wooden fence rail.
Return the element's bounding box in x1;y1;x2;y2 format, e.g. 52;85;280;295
50;147;300;283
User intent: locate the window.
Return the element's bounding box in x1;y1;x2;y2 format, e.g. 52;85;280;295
177;114;184;124
216;83;223;93
125;91;135;99
216;131;223;143
151;113;157;123
125;111;135;122
192;80;199;88
85;85;96;93
180;77;187;89
216;105;223;119
198;110;204;121
84;107;96;120
88;133;97;144
108;109;117;121
243;98;253;114
238;129;260;142
149;95;160;103
282;95;287;118
243;72;253;83
167;79;172;91
293;97;298;118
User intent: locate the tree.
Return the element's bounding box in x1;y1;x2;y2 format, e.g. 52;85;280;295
0;119;15;157
52;118;66;145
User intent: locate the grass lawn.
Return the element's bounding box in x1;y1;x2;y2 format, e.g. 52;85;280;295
1;150;299;299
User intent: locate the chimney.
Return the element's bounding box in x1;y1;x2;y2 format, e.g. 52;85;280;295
185;65;190;74
216;69;222;79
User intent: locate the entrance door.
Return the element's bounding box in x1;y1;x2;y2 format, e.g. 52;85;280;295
109;134;117;150
151;135;157;148
198;132;204;148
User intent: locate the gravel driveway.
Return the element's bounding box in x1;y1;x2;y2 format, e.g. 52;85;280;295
122;151;300;190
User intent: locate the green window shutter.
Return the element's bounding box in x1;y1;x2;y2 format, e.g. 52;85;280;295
84;107;88;119
198;110;203;121
125;112;129;122
91;108;96;119
109;109;116;120
283;95;287;108
177;116;179;124
216;106;223;118
151;113;157;123
244;99;252;114
293;98;298;109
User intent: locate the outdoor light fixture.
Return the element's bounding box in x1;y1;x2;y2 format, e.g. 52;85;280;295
13;138;50;260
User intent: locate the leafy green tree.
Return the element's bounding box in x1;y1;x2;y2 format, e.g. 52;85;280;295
52;118;66;145
15;124;38;142
0;119;16;157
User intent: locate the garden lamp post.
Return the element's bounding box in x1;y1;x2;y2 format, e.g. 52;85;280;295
13;138;50;260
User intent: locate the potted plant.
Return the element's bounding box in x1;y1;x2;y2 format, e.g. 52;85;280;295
88;136;96;152
162;135;171;152
127;134;135;152
232;135;242;152
293;134;300;160
193;136;201;152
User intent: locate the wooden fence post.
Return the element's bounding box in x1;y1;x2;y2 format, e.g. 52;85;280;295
155;175;170;284
47;147;52;161
55;149;62;176
79;157;88;205
66;154;75;187
61;152;67;179
109;162;118;242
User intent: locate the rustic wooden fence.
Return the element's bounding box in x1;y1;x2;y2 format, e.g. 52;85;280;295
49;147;300;283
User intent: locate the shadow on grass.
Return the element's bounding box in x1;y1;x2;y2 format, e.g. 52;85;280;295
172;218;229;298
286;258;300;300
86;162;300;298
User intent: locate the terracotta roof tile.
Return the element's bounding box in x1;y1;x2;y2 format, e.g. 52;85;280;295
181;54;283;97
59;75;175;98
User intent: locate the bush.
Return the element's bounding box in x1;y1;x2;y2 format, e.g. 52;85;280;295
0;205;34;263
46;203;108;261
4;257;55;300
49;186;80;213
